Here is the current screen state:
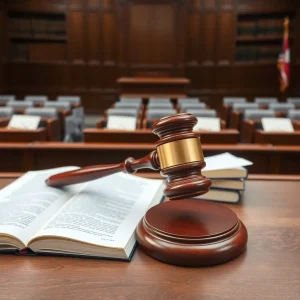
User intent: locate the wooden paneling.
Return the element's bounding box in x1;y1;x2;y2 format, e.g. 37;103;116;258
217;11;235;63
1;0;300;114
86;12;100;63
129;3;175;66
101;12;116;64
29;44;67;62
68;11;85;63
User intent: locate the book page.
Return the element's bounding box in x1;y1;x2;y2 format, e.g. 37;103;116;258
194;117;221;132
107;116;137;131
262;118;294;132
8;115;41;130
203;152;253;171
34;173;163;249
0;167;81;247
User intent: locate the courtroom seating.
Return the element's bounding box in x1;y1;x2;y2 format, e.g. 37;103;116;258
254;97;278;108
101;108;141;129
24;95;48;106
288;110;300;121
287;98;300;108
248;121;300;145
230;102;260;129
45;101;71;110
64;115;83;142
177;97;199;105
0;116;61;142
221;97;247;125
7;100;33;113
148;102;174;109
57;96;81;107
143;108;177;128
179;102;207;112
241;109;276;143
120;97;143;105
25;107;58;118
186;109;217;118
269;103;295;116
148;98;171;104
0;95;15;106
0;107;14;118
114;101;142;110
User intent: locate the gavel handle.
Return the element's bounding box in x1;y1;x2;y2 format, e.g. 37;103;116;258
46;151;160;187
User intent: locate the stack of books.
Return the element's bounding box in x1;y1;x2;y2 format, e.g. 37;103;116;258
198;153;253;203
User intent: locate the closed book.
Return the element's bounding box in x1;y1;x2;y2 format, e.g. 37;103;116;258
203;166;248;179
210;179;245;191
196;188;241;204
0;167;164;261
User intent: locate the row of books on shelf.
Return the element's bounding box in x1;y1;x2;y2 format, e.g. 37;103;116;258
237;18;290;37
0;153;251;261
236;45;281;62
9;18;66;40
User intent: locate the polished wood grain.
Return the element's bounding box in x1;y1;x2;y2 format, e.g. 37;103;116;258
0;175;300;299
84;128;240;144
3;142;300;174
117;77;190;95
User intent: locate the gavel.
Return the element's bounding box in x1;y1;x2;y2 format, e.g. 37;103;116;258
46;113;247;267
46;113;211;200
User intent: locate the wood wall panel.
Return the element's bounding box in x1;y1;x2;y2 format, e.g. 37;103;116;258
1;0;300;114
216;11;235;63
87;12;100;63
186;13;201;65
129;3;175;66
68;11;85;63
101;13;117;64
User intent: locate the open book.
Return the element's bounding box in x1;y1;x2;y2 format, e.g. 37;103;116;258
0;167;164;261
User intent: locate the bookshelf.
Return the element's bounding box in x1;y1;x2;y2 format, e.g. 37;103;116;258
8;12;66;62
235;13;294;63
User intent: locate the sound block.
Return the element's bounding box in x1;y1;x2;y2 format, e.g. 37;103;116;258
136;200;248;267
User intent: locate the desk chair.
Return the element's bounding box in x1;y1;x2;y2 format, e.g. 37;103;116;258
177;97;199;105
0;95;15;106
100;108;140;129
230;102;259;129
186;109;226;129
287;98;300;109
180;102;207;113
143;109;176;128
57;96;81;107
45;101;71;110
114;101;142;109
269;103;295;117
7;101;33;113
25;107;61;141
241;109;276;143
148;98;171;104
222;97;247;125
288;110;300;121
24;96;48;106
148;102;174;109
254;97;278;108
64;115;83;142
0;107;14;118
120;97;142;105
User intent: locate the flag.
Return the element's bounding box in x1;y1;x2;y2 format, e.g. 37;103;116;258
277;17;290;93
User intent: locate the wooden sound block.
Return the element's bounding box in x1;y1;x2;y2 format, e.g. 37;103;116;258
136;200;248;267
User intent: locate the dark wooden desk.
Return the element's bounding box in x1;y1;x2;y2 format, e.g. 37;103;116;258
84;129;240;144
117;77;190;96
0;174;300;300
255;130;300;145
2;142;300;175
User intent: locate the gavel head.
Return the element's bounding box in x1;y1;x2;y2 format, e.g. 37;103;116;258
152;113;211;200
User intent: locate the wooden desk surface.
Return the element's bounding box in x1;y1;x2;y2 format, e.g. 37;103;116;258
0;175;300;300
